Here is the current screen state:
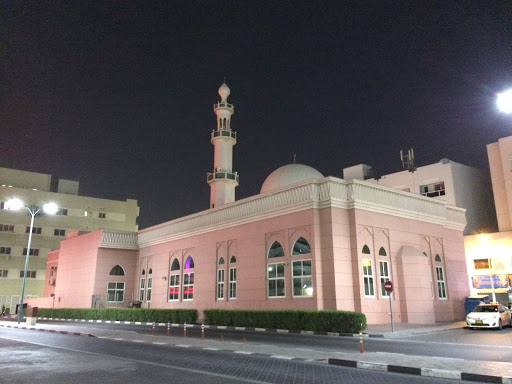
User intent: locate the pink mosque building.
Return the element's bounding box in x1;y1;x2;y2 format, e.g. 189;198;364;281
33;83;469;324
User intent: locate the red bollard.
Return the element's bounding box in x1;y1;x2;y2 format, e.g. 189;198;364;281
359;331;363;353
167;322;171;337
201;323;205;339
152;321;156;335
183;322;187;337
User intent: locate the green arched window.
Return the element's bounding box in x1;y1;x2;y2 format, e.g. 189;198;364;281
362;245;371;254
268;241;284;258
292;237;311;255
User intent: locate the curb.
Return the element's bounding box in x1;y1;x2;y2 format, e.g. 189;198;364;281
328;358;512;384
0;322;95;338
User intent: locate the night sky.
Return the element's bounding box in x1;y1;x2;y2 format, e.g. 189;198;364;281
2;2;512;229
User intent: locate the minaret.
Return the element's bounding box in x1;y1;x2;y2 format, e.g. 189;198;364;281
207;82;239;208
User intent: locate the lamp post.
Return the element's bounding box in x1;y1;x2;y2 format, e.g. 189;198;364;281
5;198;57;324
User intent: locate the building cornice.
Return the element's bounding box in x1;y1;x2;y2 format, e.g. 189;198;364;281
100;230;138;249
138;177;466;248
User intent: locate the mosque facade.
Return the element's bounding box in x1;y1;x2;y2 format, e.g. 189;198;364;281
32;83;469;325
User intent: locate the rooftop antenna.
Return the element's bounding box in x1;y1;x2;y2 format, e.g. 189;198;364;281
292;153;297;163
400;148;416;172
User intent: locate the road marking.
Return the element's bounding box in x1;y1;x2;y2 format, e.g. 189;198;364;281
176;344;190;348
234;351;253;355
270;355;293;360
203;347;220;351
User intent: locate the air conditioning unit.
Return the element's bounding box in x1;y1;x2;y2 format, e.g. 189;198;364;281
48;279;55;286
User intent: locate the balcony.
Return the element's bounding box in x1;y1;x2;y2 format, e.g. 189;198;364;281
211;130;237;140
207;171;239;184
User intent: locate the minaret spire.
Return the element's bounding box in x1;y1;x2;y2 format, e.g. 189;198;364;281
207;82;239;208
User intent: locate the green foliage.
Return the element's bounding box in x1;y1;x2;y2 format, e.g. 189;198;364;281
37;308;197;324
203;309;366;333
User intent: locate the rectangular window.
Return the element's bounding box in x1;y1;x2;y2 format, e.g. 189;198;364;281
147;277;152;302
0;247;11;255
85;211;92;217
292;259;313;297
23;248;39;256
99;212;106;219
19;270;36;278
419;181;446;198
54;229;66;236
217;269;225;300
473;259;491;270
169;274;180;301
363;259;375;297
56;208;68;216
0;269;8;278
183;272;194;300
107;282;125;302
436;266;447;299
267;262;285;297
25;226;42;234
379;261;390;297
139;278;145;302
0;224;14;232
229;267;237;299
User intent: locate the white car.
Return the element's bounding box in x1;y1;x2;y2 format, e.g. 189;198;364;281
466;303;512;329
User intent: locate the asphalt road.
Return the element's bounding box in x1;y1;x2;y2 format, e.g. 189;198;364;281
36;320;512;363
0;327;478;384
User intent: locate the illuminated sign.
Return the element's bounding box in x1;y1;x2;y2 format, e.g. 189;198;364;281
472;275;510;289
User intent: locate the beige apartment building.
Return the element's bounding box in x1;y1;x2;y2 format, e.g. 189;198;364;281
0;167;139;314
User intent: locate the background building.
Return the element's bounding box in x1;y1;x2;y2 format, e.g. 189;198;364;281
344;158;497;235
0;167;139;314
464;136;512;305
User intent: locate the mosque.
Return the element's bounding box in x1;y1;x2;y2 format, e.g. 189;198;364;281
33;82;469;325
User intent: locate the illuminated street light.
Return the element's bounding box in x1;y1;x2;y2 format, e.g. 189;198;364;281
5;198;58;324
497;89;512;114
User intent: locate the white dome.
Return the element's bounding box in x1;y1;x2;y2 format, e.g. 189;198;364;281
260;164;324;194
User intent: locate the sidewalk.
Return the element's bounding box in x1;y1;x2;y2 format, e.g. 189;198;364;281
1;318;511;383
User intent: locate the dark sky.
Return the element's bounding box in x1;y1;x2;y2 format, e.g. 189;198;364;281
1;1;512;229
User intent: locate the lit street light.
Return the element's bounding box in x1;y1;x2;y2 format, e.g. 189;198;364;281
497;89;512;114
5;198;58;324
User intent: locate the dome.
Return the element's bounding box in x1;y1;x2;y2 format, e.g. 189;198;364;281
218;82;230;102
260;164;324;194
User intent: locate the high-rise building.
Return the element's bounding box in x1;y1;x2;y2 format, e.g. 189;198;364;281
0;167;139;314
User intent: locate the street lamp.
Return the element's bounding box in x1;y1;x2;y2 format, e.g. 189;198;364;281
5;198;58;324
497;89;512;114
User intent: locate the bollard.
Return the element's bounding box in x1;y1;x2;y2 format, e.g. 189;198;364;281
242;337;246;343
167;322;171;337
359;331;363;353
220;334;224;341
152;321;156;335
183;322;187;337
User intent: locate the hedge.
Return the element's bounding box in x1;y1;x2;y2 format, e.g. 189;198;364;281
37;308;197;324
203;309;366;333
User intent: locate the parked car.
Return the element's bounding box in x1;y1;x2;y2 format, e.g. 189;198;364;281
466;302;512;329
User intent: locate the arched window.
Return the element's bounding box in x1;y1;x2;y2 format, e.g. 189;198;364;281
218;257;225;265
362;245;371;254
141;269;146;276
292;237;311;255
109;265;125;276
268;241;284;258
378;247;387;256
185;256;194;269
230;256;237;263
171;259;180;271
435;254;442;262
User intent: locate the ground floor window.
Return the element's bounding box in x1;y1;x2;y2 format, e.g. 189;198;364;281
292;259;312;297
436;266;447;299
147;277;152;302
268;262;285;297
229;267;237;299
379;261;390;297
183;272;194;300
217;269;225;300
363;259;375;297
139;278;145;302
169;274;180;301
107;282;125;302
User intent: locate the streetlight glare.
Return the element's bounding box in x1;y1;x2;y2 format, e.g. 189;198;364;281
5;198;23;211
43;202;58;215
497;89;512;114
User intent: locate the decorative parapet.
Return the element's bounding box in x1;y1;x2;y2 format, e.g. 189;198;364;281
138;177;467;247
100;230;138;249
